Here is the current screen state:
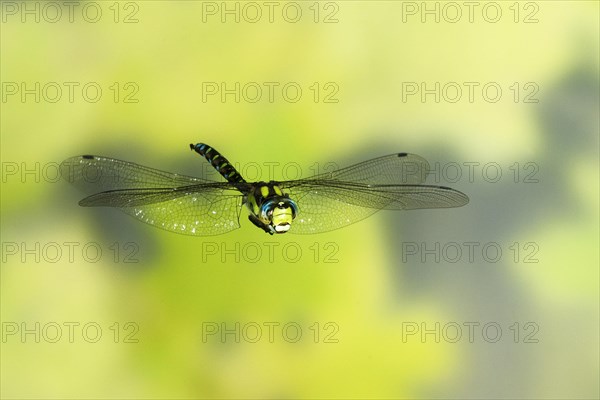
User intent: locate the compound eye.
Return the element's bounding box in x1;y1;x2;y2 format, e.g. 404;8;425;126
287;201;298;218
260;199;278;221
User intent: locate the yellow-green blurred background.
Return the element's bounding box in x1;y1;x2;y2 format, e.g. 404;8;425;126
1;1;598;398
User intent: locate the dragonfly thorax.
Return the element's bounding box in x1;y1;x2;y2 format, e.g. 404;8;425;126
246;182;298;235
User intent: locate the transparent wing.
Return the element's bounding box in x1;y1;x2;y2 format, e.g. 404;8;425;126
78;185;244;236
303;153;430;185
60;155;210;194
61;155;246;236
288;193;381;234
285;182;469;234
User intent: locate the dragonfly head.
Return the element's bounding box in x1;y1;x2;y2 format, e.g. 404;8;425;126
260;197;299;234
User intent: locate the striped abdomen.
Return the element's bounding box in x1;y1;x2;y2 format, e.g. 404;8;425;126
190;143;246;183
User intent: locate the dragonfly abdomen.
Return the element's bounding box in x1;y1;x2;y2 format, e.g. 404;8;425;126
190;143;246;184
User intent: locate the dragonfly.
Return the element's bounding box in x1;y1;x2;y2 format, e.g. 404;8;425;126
60;143;469;236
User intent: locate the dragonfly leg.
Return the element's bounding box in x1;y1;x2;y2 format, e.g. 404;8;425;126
248;214;274;235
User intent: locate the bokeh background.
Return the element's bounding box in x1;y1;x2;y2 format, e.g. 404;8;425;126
1;1;598;398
